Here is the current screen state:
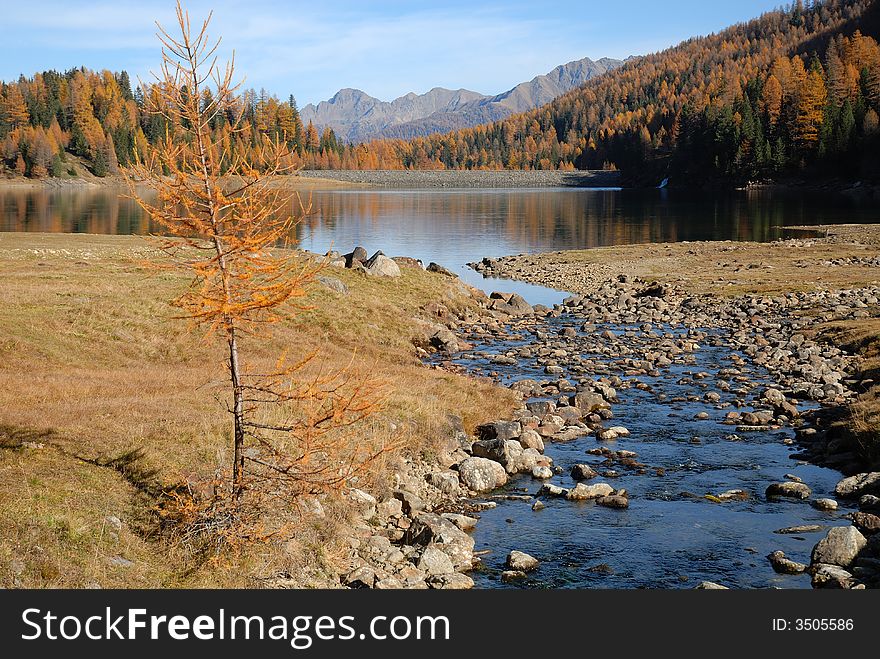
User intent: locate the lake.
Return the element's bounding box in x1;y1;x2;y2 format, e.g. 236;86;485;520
2;184;878;306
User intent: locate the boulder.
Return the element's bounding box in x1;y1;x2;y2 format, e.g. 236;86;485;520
506;550;539;572
538;483;569;498
405;513;475;569
812;498;838;512
476;420;522;441
317;276;348;294
441;513;477;531
570;391;610;413
365;253;401;277
458;457;508;492
694;581;729;590
835;472;880;498
344;246;368;268
766;481;812;500
418;545;455;576
471;438;521;467
518;428;545;452
426;471;461;497
427;262;457;278
566;482;614;501
811;564;856;589
427;573;474;590
767;550;807;574
531;465;554;479
596;495;629;509
811;526;867;567
430;328;460;353
851;512;880;535
570;464;598;481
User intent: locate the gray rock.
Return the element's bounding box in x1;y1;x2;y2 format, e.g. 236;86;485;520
766;481;812;500
694;581;729;589
566;482;614;501
570;464;598;481
860;495;880;512
506;550;539;572
418;545;455;576
812;498;838;512
405;513;475;569
767;550;807;574
518;428;545;452
570;391;609;413
811;526;867;567
531;465;554;479
392;489;425;516
596;494;629;509
317;276;348;294
441;513;478;531
835;472;880;498
811;564;855;589
427;573;474;589
851;512;880;535
458;457;508;492
476;420;522;441
426;471;461;497
501;570;528;583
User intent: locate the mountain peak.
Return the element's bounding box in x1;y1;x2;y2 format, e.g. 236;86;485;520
300;55;625;143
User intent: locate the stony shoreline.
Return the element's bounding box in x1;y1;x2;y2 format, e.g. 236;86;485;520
327;244;878;588
455;231;880;588
296;169;621;189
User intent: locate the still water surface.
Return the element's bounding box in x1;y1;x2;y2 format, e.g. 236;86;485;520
3;185;877;306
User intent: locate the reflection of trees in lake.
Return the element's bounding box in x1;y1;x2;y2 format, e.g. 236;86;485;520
0;188;155;234
2;188;872;250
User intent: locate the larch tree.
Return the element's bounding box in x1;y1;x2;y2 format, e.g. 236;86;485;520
128;1;385;505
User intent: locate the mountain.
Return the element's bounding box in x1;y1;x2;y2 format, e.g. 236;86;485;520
299;56;623;143
342;0;880;183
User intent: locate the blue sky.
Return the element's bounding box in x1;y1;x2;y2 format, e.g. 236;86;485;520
2;1;788;106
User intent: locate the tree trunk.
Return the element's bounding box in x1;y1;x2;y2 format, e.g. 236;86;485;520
228;328;245;501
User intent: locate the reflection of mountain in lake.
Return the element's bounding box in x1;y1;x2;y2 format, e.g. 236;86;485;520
2;186;877;263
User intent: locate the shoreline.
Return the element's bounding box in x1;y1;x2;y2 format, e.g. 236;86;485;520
0;169;623;191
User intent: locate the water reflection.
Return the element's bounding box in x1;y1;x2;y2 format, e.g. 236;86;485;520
2;185;877;305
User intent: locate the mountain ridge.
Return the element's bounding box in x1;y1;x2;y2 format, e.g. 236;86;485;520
299;56;624;143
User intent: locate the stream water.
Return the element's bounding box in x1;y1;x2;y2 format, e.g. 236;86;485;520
449;319;854;589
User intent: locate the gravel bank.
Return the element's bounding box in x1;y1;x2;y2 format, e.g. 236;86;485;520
296;169;621;189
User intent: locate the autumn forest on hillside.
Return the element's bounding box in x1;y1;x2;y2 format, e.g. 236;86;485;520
1;0;879;185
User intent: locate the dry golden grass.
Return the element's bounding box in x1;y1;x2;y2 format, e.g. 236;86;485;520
819;318;880;468
0;232;514;588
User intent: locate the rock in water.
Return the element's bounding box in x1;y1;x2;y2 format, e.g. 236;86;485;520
766;481;812;500
457;457;508;492
811;526;867;567
767;550;807;574
506;550;540;572
566;482;614;501
570;464;598;481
